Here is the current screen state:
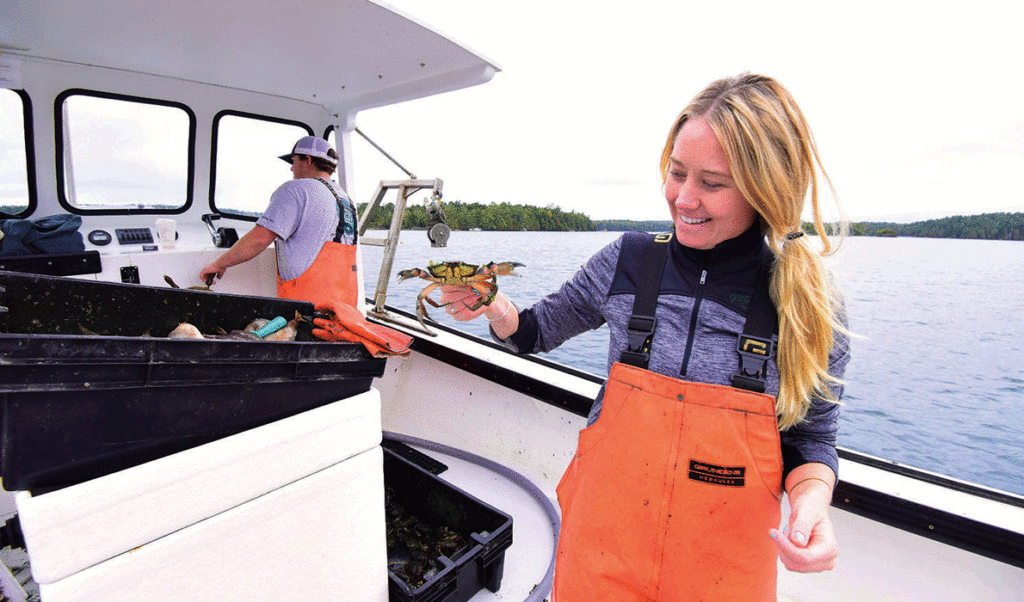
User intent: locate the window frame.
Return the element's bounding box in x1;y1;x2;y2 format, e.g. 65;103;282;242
1;88;38;218
209;109;313;221
54;88;197;216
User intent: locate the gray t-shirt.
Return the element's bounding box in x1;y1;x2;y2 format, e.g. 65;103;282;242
257;178;352;281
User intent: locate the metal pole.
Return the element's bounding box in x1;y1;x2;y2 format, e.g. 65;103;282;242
373;183;410;314
354;127;416;179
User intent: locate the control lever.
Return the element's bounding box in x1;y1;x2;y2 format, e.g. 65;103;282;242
202;214;223;247
201;214;238;248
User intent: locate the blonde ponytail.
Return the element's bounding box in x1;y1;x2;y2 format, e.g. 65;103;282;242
768;232;846;429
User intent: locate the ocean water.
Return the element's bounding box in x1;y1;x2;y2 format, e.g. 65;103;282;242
362;230;1024;496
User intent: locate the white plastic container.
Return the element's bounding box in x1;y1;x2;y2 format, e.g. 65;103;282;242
154;218;176;248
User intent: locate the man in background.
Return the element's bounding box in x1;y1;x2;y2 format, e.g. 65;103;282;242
201;136;359;306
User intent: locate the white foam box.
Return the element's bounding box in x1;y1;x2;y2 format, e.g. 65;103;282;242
39;447;386;602
15;388;385;600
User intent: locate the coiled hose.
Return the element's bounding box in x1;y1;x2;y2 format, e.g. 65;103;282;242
382;431;559;602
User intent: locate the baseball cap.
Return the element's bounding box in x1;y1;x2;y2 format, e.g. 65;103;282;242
279;136;337;167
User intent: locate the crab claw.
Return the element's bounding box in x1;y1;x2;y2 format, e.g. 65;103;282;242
465;285;497;310
397;268;426;282
485;261;524;276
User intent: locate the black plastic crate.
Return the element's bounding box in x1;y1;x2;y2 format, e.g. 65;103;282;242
384;448;513;602
0;271;386;493
0;334;383;391
0;270;318;339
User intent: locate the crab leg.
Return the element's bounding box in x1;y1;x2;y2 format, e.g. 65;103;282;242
415;282;441;325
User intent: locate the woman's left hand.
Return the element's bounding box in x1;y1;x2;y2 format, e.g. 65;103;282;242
770;477;838;572
438;286;489;321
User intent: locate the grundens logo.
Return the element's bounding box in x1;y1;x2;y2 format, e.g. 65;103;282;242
688;460;746;487
739;336;769;356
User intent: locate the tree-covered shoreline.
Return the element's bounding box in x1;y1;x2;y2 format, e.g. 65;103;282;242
358;200;595;232
835;212;1024;241
595;213;1024;241
359;199;1022;241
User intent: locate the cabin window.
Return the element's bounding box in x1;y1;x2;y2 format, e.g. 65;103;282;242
0;88;32;217
57;92;193;212
211;112;312;219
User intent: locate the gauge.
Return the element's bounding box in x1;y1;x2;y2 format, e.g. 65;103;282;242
88;229;112;246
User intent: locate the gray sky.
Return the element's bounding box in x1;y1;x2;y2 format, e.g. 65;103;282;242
350;0;1024;222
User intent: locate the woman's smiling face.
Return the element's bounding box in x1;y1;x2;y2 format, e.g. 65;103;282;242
664;118;757;250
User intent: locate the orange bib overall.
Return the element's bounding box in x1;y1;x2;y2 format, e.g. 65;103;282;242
277;177;359;308
553;362;783;602
276;240;358;308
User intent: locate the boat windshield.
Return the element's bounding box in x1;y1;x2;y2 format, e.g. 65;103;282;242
57;92;193;212
211;113;312;220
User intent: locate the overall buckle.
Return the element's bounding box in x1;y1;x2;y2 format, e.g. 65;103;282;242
621;315;656;367
732;334;772;393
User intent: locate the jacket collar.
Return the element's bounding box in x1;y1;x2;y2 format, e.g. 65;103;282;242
672;225;769;273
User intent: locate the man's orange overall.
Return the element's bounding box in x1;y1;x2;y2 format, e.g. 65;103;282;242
553;362;783;601
277;241;358;308
277;178;359;308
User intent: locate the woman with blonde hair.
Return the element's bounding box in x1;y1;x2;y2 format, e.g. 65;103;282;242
443;73;849;601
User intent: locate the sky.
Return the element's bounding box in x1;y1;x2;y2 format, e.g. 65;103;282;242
347;0;1024;223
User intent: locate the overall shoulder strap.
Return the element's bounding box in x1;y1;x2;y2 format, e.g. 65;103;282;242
315;177;357;244
619;232;672;369
731;261;778;393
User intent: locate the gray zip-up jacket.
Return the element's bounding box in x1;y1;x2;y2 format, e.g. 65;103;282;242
499;226;849;479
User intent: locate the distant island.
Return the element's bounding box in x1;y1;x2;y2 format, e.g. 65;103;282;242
357;200;593;232
358;200;1020;241
597;213;1024;241
804;212;1024;241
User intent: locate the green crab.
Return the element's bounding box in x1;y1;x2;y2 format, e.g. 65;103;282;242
397;261;524;327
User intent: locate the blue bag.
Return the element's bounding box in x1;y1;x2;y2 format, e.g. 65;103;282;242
0;214;86;257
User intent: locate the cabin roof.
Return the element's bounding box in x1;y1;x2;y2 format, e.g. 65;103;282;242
0;0;499;113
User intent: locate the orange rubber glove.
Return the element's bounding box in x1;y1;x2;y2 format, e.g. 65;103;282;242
312;301;413;357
